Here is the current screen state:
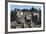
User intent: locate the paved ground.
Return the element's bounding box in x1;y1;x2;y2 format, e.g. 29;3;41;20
11;20;41;28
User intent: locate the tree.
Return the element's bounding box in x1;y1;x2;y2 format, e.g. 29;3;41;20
21;9;29;12
14;8;20;11
11;10;16;21
30;7;38;13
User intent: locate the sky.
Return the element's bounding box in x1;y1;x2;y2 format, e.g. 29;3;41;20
10;5;41;11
